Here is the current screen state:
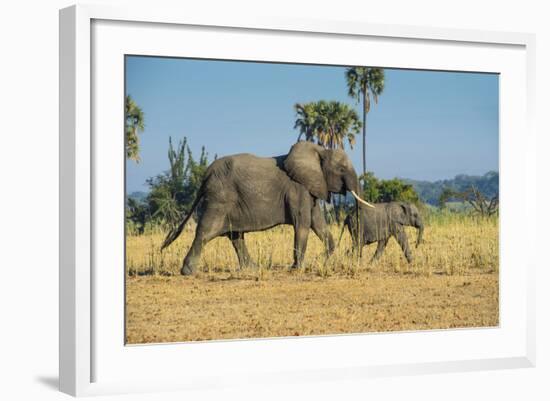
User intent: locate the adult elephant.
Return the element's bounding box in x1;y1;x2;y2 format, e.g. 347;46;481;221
161;141;373;275
340;202;424;263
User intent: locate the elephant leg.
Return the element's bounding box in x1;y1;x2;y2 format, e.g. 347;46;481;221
311;202;335;257
291;225;310;269
352;225;362;257
352;220;367;258
181;211;225;275
228;232;257;269
290;193;312;269
395;227;413;263
371;238;389;262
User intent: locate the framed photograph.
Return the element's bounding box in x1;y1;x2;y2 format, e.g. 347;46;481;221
59;4;536;396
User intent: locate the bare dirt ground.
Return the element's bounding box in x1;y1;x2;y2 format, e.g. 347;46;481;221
126;270;498;344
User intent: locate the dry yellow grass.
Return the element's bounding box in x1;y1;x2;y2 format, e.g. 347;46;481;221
125;214;498;344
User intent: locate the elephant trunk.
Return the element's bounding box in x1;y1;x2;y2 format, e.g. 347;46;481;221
345;172;375;208
343;173;371;258
415;223;424;248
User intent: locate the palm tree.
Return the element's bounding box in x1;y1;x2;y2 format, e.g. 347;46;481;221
314;100;361;150
294;101;361;150
294;103;318;142
345;67;385;175
125;95;145;162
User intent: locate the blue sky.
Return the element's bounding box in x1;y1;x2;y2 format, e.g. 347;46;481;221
125;56;498;193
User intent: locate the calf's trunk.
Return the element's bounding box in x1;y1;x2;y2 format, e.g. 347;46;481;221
415;223;424;248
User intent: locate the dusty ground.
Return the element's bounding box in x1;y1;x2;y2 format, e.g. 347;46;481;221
126;270;498;344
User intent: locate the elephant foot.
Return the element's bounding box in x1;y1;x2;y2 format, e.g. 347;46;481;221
245;261;259;269
180;264;195;276
238;258;258;269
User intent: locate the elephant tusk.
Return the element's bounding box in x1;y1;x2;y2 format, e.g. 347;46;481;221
351;190;375;208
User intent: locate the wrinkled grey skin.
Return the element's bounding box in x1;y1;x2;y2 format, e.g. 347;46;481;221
162;141;363;275
341;202;424;263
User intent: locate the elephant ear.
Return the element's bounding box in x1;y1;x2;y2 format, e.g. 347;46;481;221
284;142;329;200
395;203;411;224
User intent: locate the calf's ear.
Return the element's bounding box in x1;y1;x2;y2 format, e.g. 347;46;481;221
392;202;410;224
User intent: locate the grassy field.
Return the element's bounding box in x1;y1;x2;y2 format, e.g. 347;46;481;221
125;212;499;344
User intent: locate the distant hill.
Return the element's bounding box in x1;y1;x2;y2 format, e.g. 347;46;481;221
127;191;148;203
404;171;499;205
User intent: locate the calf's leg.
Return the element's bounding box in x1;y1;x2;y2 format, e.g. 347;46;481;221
395;227;413;263
371;238;389;262
229;231;257;268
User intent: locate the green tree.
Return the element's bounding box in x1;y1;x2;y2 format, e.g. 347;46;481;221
359;172;420;204
146;137;209;229
125;95;145;162
345;67;385;175
293;100;361;150
294;102;318;142
126;197;150;235
438;187;456;209
187;145;209;203
378;179;420;204
359;172;380;203
438;185;498;216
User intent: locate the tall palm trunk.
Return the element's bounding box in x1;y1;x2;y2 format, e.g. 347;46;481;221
362;90;367;176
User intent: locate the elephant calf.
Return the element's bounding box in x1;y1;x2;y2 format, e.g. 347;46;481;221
341;202;424;263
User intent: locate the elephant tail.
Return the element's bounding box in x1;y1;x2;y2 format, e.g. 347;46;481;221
160;185;205;251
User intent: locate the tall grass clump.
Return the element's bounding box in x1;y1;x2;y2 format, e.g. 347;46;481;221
126;211;498;278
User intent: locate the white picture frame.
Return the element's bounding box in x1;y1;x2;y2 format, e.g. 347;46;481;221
59;3;536;397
